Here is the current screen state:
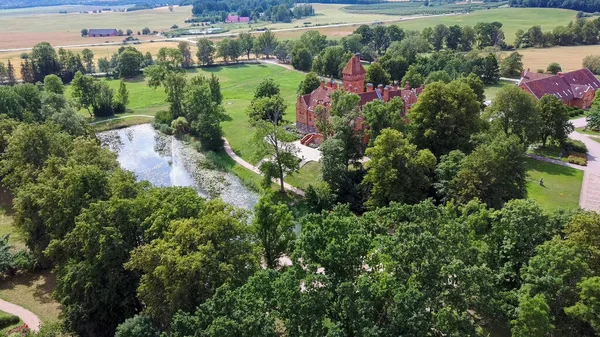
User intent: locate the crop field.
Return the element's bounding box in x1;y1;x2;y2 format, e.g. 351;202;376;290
516;45;600;72
344;1;508;16
0;5;191;49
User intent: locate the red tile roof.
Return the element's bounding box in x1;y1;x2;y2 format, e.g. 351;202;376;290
520;69;552;83
520;68;600;101
343;55;366;76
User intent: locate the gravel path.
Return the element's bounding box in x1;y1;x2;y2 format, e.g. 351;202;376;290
0;299;41;332
569;117;600;211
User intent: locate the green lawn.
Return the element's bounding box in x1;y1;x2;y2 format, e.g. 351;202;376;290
576;126;600;136
484;80;513;102
525;158;583;212
285;161;323;190
0;310;22;335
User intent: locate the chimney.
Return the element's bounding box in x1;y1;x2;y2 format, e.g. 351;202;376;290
393;80;399;91
383;85;390;102
320;80;325;89
404;81;410;90
332;81;338;90
354;52;361;62
367;83;374;92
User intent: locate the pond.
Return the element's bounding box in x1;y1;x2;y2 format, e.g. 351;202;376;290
97;124;258;210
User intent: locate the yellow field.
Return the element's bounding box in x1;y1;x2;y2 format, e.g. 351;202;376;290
515;45;600;72
0;5;191;49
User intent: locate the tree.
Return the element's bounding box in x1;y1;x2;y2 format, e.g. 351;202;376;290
565;277;600;333
311;46;350;78
299;30;327;57
511;294;553;337
43;74;64;94
451;134;527;209
547;62;562;74
500;52;524;78
433;150;466;203
387;36;430;64
362;98;404;144
460;25;476;51
196;38;216;65
425;70;452;84
178;42;194;69
209;74;223;105
379;55;409;83
142;27;151;35
365;62;390;87
20;59;35;84
98;57;111;74
114;80;130;113
6;61;16;85
254;77;280;99
486;84;541;145
372;25;391;54
474;22;505;47
256;30;278;59
126;198;258;328
363;128;436;208
217;38;241;63
0;63;8;84
117;49;143;78
401;64;425;87
81;28;88;36
156;47;184;71
238;32;255;60
291;45;313;72
81;48;95;74
184;75;225;151
481;53;500;84
446;25;462;50
431;24;449;51
253;119;298;192
527;25;545;47
538;94;573;146
407;80;482;157
587;90;600;130
31;42;60;81
298;72;321;95
252;192;295;269
456;73;486;109
115;315;159;337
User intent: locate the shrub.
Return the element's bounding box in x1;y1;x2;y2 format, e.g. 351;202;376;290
565;138;588;153
567;155;587;166
154;110;173;125
201;151;229;171
0;313;19;329
153;123;174;135
583;55;600;75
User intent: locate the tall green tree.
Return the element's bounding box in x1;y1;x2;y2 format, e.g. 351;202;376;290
253;119;298;192
196;38;216;65
177;42;194;69
252;192;295;269
363;128;436;208
511;294;553;337
365;62;390;87
362;97;404;144
255;29;278;59
487;84;541;145
500;52;524;78
538;94;573;146
31;42;60;81
408;80;482;158
238;32;255;60
81;48;95;73
43;74;64;94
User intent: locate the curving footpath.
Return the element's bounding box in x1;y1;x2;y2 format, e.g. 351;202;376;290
222;138;305;196
0;299;41;332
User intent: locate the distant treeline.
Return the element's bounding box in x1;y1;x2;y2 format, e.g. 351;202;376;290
0;0;170;10
185;0;319;23
509;0;600;13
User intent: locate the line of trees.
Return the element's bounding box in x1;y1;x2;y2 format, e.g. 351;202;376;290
196;30;279;65
189;0;315;23
515;18;600;49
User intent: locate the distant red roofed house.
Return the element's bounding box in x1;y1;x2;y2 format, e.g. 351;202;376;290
518;68;600;109
88;29;118;37
296;53;424;144
225;15;250;23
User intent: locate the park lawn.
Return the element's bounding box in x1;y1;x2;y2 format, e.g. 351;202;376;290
0;271;62;325
525;158;583;212
484;80;513;101
285;161;323;190
576;126;600;136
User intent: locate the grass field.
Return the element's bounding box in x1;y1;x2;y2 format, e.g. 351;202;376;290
525;158;583;212
484;80;513;101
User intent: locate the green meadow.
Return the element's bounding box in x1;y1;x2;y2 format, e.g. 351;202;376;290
525;158;583;212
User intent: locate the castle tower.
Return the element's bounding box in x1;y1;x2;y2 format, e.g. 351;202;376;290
342;53;366;93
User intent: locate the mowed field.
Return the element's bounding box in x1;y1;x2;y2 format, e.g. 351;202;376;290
516;45;600;71
0;5;191;49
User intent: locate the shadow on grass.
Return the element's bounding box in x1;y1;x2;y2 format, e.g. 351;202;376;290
525;158;578;177
0;270;57;306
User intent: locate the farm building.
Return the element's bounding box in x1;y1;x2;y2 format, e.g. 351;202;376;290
225;15;250;23
296;53;423;145
88;29;118;37
518;68;600;109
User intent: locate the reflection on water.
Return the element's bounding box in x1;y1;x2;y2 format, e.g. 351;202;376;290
97;124;258;210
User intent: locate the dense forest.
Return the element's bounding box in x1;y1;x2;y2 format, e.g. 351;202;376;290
509;0;600;13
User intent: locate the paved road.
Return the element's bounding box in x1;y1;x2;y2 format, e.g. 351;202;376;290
569;117;600;211
0;13;463;53
0;299;41;332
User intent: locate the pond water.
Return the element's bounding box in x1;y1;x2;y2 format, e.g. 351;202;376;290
97;124;258;210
